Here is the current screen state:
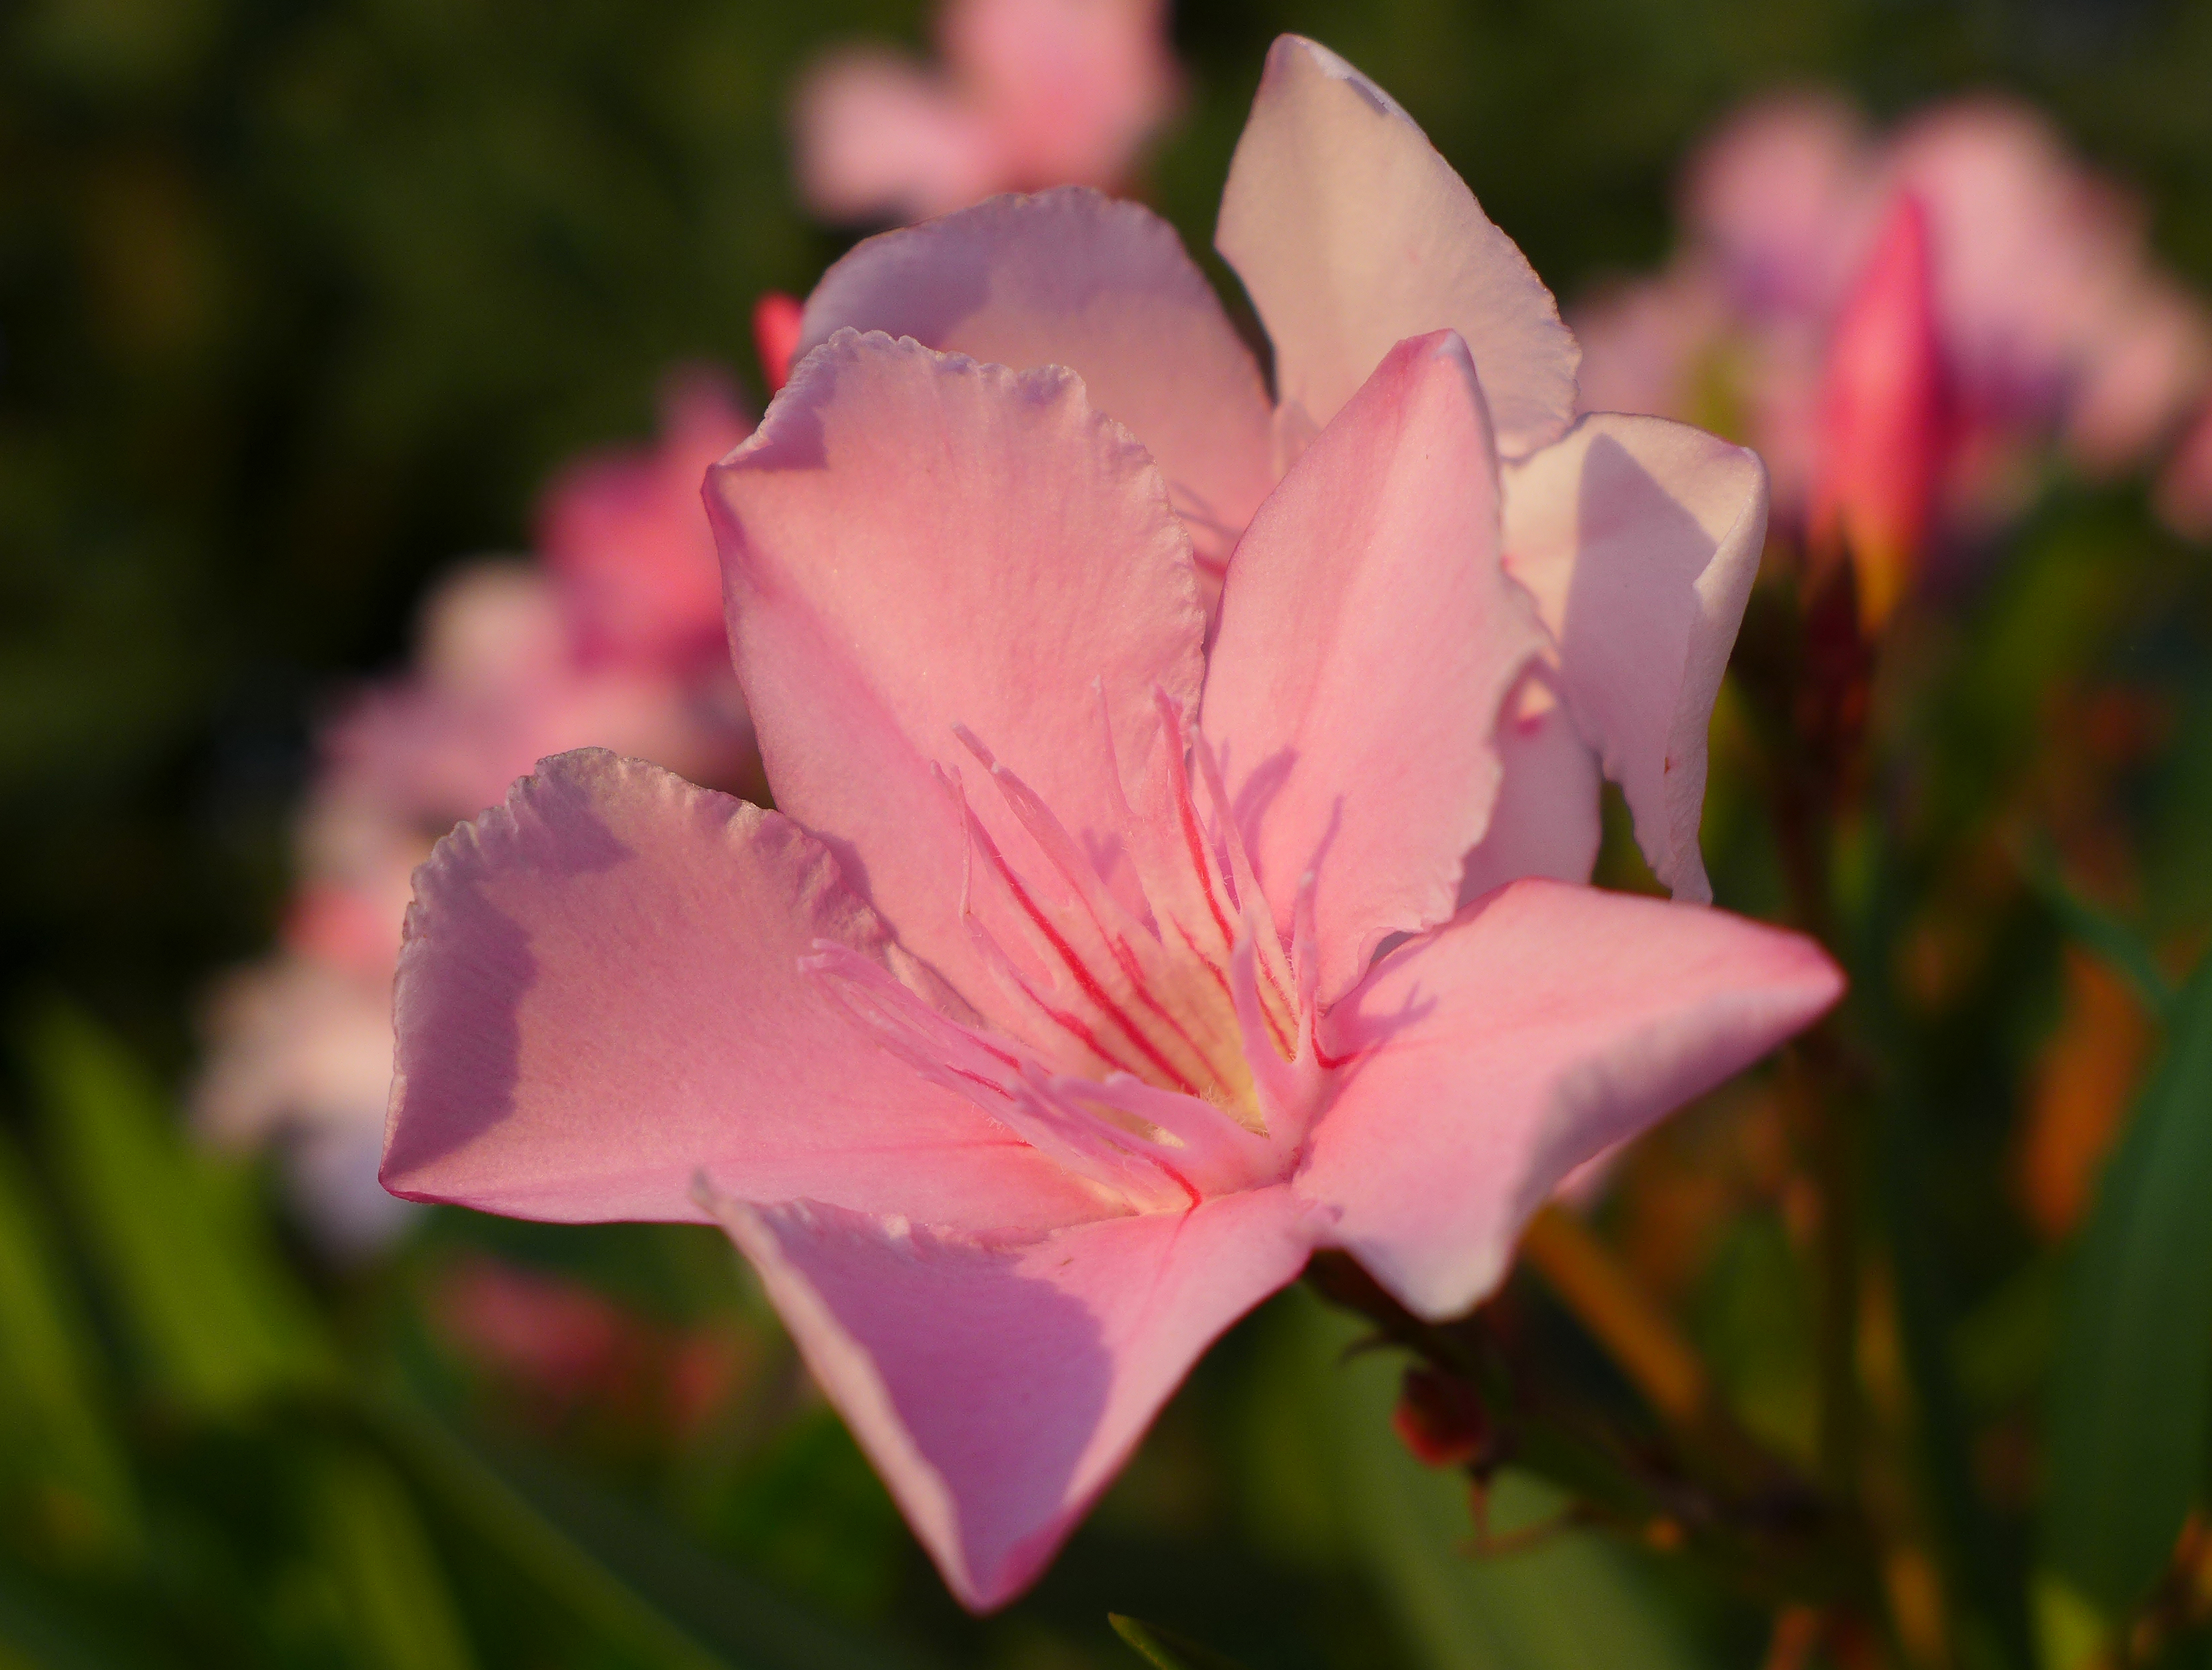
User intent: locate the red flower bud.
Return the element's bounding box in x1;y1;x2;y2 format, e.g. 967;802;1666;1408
1392;1364;1492;1470
1809;192;1948;631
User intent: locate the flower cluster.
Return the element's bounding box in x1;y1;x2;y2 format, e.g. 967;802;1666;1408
794;0;1180;226
196;376;758;1249
1575;93;2212;613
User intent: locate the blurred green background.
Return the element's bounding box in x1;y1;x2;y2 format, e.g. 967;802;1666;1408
6;0;2212;1665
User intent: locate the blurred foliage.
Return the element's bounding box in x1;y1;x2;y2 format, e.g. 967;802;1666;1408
6;0;2212;1664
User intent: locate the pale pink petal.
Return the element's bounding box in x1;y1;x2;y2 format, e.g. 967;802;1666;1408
707;331;1205;1014
196;956;395;1146
2064;275;2212;473
946;0;1178;191
1569;262;1731;426
797;190;1276;575
1454;677;1602;904
1884;99;2109;414
702;1186;1316;1610
414;563;573;699
383;748;1107;1235
794;49;1003;226
1500;413;1769;902
1203;331;1545;1001
1686;93;1874;319
1304;878;1842;1320
1215;36;1578;460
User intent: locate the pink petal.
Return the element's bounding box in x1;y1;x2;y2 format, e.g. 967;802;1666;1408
945;0;1179;192
1203;331;1545;1003
707;331;1205;1018
702;1185;1316;1610
383;749;1106;1235
196;956;395;1146
1454;677;1602;904
1685;93;1874;320
797;190;1276;577
1304;878;1841;1320
2065;274;2212;474
1500;414;1769;903
1215;36;1579;461
793;49;1003;225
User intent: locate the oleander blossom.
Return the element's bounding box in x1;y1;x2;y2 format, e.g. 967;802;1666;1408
1576;93;2212;549
196;375;756;1250
795;0;1179;226
383;38;1842;1607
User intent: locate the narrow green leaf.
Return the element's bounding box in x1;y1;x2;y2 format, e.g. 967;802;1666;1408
312;1447;479;1670
366;1392;927;1670
2044;950;2212;1611
22;1005;333;1415
1270;1288;1709;1670
1108;1613;1251;1669
0;1129;138;1561
2019;840;2175;1017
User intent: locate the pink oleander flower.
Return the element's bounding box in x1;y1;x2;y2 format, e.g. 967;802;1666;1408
794;0;1179;226
382;38;1842;1607
196;379;758;1249
1576;91;2212;556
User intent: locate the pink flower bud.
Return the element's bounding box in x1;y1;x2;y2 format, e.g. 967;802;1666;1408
1807;193;1948;629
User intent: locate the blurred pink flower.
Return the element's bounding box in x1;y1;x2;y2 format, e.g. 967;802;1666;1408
795;0;1180;226
196;376;759;1249
381;39;1840;1608
1576;92;2212;553
432;1256;751;1435
2157;402;2212;537
537;370;752;673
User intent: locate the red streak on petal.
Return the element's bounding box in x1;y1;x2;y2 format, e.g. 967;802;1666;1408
1153;691;1238;950
1172;920;1235;997
975;813;1203;1096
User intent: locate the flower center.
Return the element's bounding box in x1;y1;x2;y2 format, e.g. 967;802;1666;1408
808;689;1330;1213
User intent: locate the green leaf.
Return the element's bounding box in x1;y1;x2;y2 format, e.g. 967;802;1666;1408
0;1557;142;1669
2018;840;2175;1018
2044;950;2212;1611
1263;1288;1710;1670
1108;1613;1251;1669
366;1392;926;1670
312;1447;479;1670
0;1128;139;1562
21;1005;334;1416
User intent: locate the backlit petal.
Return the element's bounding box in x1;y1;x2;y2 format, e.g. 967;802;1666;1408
708;331;1206;1019
1303;878;1840;1320
798;190;1276;575
704;1186;1316;1610
1203;331;1545;1002
1216;36;1578;459
384;750;1107;1235
1455;679;1603;903
1500;414;1769;902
